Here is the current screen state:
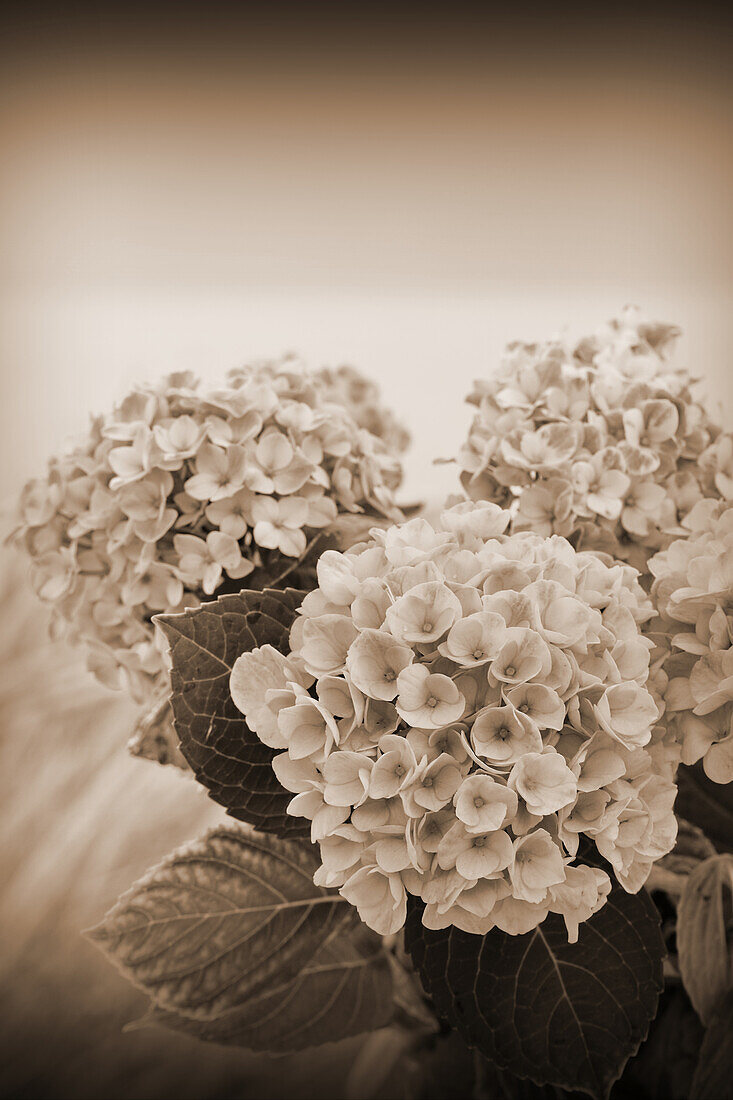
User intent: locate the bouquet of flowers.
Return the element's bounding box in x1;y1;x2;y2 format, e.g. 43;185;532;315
14;321;733;1100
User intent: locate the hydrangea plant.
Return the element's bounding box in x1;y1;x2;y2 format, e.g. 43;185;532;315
15;328;733;1100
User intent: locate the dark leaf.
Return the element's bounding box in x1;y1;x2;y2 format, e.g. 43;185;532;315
222;531;335;595
422;1033;488;1100
148;921;392;1052
90;826;392;1051
675;764;733;855
405;885;665;1100
156;588;308;837
611;985;704;1100
478;1057;585;1099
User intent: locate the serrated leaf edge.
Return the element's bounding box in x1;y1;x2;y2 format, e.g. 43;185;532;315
153;586;306;643
152;588;309;838
408;887;664;1100
85;824;351;1019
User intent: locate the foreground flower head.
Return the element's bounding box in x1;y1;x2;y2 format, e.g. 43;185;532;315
649;499;733;784
230;502;678;939
13;359;405;705
457;307;730;576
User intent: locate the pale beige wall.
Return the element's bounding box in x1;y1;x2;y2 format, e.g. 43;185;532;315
2;24;731;504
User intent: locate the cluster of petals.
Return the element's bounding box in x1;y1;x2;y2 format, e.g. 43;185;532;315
649;499;733;784
457;307;731;577
13;359;404;705
314;364;411;456
230;502;678;940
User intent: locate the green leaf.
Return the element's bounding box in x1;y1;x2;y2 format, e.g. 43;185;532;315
89;826;393;1051
155;588;308;838
675;763;733;854
690;991;733;1100
405;886;665;1100
677;854;733;1025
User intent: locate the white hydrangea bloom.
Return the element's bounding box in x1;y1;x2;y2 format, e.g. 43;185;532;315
13;359;405;706
231;502;679;940
649;499;733;784
456;307;730;577
314;364;411;456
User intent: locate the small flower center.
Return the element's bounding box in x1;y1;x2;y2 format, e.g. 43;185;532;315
426;696;438;708
394;764;406;777
384;669;396;682
473;836;486;848
473;797;485;808
423;777;434;788
518;703;531;714
496;726;511;741
473;649;485;660
423;621;434;633
505;665;517;677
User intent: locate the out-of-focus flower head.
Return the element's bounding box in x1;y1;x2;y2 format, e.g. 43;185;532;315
456;308;730;577
13;358;405;706
314;363;411;455
230;501;678;940
649;499;733;784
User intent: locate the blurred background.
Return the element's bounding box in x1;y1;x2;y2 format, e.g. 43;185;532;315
1;5;731;1098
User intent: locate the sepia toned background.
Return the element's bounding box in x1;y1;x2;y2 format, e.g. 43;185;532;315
1;7;731;1098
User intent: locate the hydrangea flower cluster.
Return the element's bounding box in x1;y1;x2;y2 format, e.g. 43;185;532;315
314;363;411;456
230;502;678;940
649;499;733;784
13;361;404;705
457;308;730;575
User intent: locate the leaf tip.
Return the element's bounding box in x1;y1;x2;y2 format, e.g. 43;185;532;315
122;1010;159;1035
82;919;107;944
151;612;180;643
